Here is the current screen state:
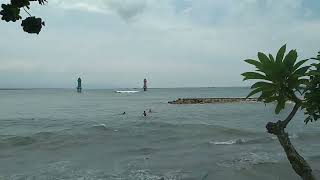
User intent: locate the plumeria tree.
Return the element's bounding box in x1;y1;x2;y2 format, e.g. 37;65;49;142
0;0;47;34
242;45;320;180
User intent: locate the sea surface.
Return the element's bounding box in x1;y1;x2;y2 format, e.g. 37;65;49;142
0;87;319;180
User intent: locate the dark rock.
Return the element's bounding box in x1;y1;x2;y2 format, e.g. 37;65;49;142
168;98;258;104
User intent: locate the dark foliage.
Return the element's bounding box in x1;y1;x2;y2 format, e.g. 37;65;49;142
1;0;46;34
304;51;320;124
21;16;44;34
0;4;21;22
242;45;320;124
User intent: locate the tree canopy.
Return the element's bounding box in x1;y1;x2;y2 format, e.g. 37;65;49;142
242;45;320;180
0;0;46;34
242;45;320;124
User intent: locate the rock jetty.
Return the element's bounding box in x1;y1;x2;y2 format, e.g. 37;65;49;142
168;98;258;104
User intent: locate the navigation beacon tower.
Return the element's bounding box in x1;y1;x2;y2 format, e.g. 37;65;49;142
143;78;147;91
77;77;82;93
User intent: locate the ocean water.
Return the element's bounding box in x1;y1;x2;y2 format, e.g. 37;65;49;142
0;87;319;180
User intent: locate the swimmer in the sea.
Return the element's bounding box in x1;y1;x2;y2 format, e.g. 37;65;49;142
143;111;147;117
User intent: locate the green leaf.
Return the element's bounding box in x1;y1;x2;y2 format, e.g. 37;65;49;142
251;81;274;89
269;54;275;62
294;66;310;76
276;44;286;63
305;116;312;124
242;72;268;81
263;96;278;103
258;52;270;65
275;98;286;114
297;78;309;85
293;59;308;71
244;59;262;69
246;88;263;98
283;50;297;71
307;71;320;76
258;89;275;101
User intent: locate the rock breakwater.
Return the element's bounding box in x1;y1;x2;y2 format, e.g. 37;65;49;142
168;98;258;104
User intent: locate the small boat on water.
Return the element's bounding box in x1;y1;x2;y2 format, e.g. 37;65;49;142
115;90;139;93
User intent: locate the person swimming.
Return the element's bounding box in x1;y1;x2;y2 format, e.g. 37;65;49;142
122;112;126;115
143;111;147;117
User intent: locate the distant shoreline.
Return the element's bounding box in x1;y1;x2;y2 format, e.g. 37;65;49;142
0;88;32;90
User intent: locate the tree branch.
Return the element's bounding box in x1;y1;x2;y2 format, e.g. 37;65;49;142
276;129;316;180
23;7;31;17
266;102;301;135
282;103;301;128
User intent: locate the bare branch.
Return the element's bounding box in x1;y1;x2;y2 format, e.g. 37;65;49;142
23;7;31;17
282;103;301;128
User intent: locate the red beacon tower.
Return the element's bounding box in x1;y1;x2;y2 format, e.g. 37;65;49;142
143;78;147;91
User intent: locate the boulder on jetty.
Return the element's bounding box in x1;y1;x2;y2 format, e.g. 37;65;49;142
168;98;258;104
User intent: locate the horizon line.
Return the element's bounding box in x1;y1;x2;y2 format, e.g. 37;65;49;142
0;86;250;90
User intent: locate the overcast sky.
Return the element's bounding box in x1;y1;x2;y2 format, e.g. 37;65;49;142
0;0;320;88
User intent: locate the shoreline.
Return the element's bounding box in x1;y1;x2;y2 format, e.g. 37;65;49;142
168;97;258;104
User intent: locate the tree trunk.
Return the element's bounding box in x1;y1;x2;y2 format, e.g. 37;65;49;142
266;121;316;180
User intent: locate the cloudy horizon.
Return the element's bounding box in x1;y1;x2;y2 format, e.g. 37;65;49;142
1;0;320;89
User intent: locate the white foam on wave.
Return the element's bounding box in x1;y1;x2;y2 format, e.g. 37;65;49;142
211;139;246;145
95;123;107;127
218;152;281;169
289;134;299;139
93;124;107;129
271;134;298;140
236;152;280;165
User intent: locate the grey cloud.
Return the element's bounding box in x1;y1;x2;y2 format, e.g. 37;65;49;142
106;0;147;21
50;0;147;21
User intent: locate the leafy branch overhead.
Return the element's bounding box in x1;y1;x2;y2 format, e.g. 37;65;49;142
242;45;320;124
304;51;320;124
0;0;47;34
